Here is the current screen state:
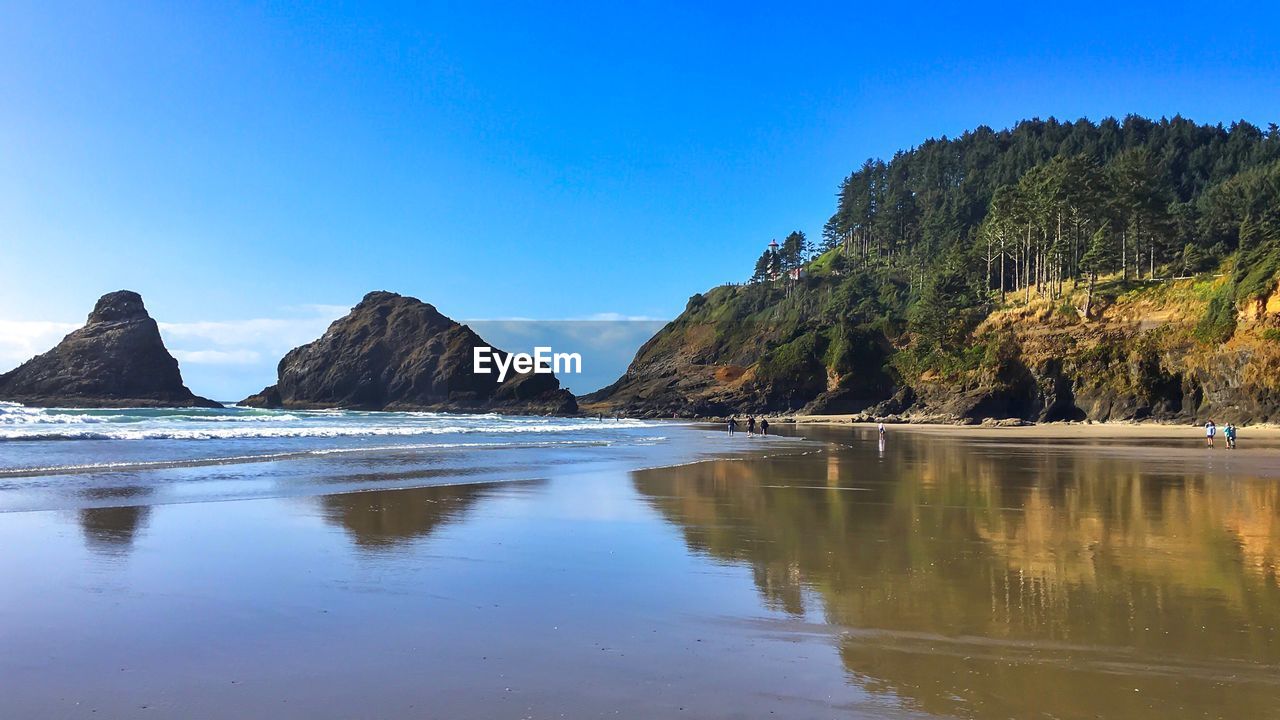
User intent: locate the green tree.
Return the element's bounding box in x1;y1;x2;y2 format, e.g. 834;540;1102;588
908;252;983;352
1079;224;1116;319
1180;243;1207;276
750;250;774;282
1108;149;1174;279
780;231;810;269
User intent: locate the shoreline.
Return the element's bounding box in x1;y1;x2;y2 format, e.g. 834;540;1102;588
0;417;801;513
778;414;1280;439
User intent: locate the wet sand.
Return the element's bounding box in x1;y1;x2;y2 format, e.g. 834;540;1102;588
2;425;1279;718
789;414;1280;439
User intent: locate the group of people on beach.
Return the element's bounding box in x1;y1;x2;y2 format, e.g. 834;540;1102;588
1205;420;1238;449
726;416;1241;449
727;416;889;441
726;415;769;437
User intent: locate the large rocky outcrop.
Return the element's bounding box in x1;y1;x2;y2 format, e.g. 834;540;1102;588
582;284;896;418
240;291;577;415
586;276;1280;424
0;291;220;408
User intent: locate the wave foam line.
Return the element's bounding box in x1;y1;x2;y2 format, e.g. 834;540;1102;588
0;438;617;478
0;420;659;441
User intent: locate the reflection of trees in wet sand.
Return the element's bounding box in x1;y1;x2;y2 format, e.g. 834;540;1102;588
320;483;492;548
632;438;1280;718
77;487;153;555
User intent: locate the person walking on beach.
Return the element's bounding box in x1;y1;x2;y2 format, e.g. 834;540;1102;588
878;422;886;439
727;416;737;435
1225;422;1237;450
746;416;756;436
1205;420;1217;448
760;418;769;436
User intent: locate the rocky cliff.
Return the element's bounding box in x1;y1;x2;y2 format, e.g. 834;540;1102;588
584;273;1280;424
0;290;220;408
893;277;1280;424
582;278;898;418
241;291;577;414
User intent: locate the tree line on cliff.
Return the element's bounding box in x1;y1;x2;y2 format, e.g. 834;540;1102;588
772;115;1280;357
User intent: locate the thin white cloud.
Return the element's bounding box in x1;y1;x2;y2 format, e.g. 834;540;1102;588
158;314;341;350
462;312;668;322
0;320;79;371
171;349;262;365
575;312;667;322
288;304;353;317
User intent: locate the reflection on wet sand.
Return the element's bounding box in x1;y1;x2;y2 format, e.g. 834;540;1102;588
319;482;503;548
76;487;153;555
634;428;1280;718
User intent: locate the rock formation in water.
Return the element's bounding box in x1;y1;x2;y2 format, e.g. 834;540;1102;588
0;290;220;408
241;291;578;414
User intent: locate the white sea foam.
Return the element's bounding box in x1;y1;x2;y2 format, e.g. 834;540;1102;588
0;438;619;477
0;401;661;441
0;423;650;441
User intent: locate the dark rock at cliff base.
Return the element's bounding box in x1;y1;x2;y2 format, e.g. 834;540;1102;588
240;291;578;415
0;291;220;408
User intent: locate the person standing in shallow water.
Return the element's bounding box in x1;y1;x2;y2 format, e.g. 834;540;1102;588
727;416;737;435
760;418;769;436
746;416;756;436
1205;420;1217;448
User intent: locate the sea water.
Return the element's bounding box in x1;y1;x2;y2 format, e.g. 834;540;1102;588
0;402;709;512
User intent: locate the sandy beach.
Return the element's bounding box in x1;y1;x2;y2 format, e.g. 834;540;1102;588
785;414;1280;439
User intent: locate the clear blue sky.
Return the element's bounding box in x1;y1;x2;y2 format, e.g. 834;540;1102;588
2;1;1278;397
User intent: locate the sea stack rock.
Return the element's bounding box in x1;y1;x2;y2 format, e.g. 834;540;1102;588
0;290;220;408
241;291;578;415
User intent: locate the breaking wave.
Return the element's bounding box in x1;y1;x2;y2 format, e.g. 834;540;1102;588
0;438;649;477
0;401;659;441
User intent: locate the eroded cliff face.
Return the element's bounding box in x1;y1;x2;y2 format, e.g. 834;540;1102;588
897;279;1280;425
586;277;1280;424
241;291;577;414
0;290;220;408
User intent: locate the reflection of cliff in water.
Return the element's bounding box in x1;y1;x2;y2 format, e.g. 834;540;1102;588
632;431;1280;718
77;488;153;555
320;482;500;548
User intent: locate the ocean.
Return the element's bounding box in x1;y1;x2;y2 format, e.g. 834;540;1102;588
0;402;711;513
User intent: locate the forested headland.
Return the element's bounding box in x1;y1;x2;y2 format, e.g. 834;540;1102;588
588;116;1280;423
